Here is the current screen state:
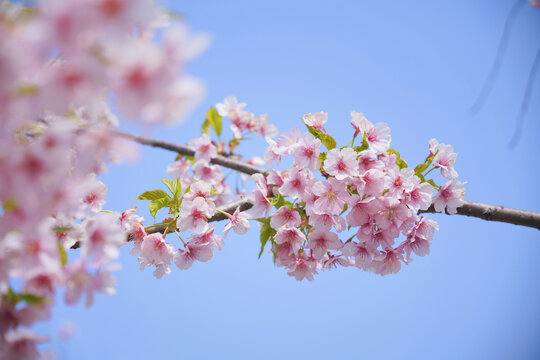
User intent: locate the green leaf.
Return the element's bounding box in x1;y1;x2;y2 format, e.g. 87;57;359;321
161;178;182;199
58;241;67;267
6;288;46;305
206;107;223;137
387;148;408;169
353;144;369;152
136;190;170;201
339;203;349;216
2;197;17;213
258;219;276;259
201;118;211;135
427;179;440;190
148;195;172;219
414;163;429;175
307;126;336;150
270;193;291;209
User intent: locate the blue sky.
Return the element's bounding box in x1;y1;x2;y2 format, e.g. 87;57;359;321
38;1;539;359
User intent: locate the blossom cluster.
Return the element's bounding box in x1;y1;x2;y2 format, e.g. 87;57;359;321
0;1;206;357
257;111;465;280
128;96;465;284
126;96;279;278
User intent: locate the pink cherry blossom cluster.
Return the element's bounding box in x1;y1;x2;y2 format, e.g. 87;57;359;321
0;1;206;357
255;111;465;280
127;96;278;278
126;97;464;284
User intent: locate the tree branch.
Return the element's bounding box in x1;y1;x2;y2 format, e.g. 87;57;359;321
110;129;268;176
112;129;540;231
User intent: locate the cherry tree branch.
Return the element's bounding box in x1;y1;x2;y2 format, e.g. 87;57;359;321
111;129;268;176
112;129;540;231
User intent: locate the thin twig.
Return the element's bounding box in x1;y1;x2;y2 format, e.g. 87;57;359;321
508;48;540;148
470;0;525;115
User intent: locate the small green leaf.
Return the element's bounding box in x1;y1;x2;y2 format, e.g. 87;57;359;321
353;144;369;152
414;163;429;175
16;83;38;96
201;118;211;135
206;107;223;137
339;203;349;216
270;193;291;210
2;197;17;213
387;148;408;169
161;178;182;199
6;288;46;305
148;195;172;218
259;219;276;259
307;126;336;150
427;179;440;190
58;241;67;267
136;190;169;201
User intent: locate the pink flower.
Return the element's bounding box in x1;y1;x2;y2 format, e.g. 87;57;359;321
324;148;359;180
308;212;347;232
276;126;303;150
386;168;414;197
190;224;224;250
306;229;342;260
119;206;144;233
433;180;466;214
355;168;385;197
216;96;247;124
255;113;278;138
401;216;439;258
188;134;218;163
3;331;48;360
346;195;376;228
177;197;213;233
342;241;373;270
311;178;349;214
274;227;306;256
264;138;283;164
248;174;272;218
287;253;318;281
432;143;458;179
405;179;433;212
373;197;411;231
223;207;251;235
64;260;116;307
192;162;224;184
357;150;384;173
270;206;301;229
138;233;175;278
350;111;391;154
82;213;125;263
166;160;190;179
183;181;215;203
302;111;328;131
291;133;321;171
279;167;309;199
174;241;214;270
371;249;403;276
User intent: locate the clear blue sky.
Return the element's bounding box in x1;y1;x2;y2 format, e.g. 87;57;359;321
38;1;540;359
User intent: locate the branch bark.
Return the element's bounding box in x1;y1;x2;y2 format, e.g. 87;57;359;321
112;129;540;231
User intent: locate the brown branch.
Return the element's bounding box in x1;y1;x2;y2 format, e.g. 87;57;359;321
420;200;540;230
110;129;268;176
146;197;254;235
111;129;540;231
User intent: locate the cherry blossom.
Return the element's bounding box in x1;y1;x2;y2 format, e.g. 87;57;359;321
324;148;359;180
433;180;466;215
